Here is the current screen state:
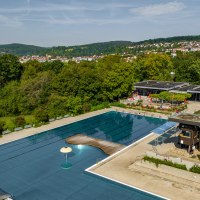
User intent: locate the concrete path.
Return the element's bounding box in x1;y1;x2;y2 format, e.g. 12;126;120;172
185;101;200;114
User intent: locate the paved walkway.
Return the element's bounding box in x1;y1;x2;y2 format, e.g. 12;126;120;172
111;106;169;119
185;101;200;114
89;134;200;200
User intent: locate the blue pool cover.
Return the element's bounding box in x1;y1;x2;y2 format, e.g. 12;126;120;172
0;111;166;200
151;122;177;134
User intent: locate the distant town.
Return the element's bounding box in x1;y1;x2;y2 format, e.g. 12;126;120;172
18;40;200;63
19;55;104;63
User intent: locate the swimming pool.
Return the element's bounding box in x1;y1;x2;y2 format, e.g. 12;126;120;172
0;111;166;200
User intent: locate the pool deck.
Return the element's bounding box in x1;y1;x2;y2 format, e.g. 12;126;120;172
86;133;200;200
66;134;125;155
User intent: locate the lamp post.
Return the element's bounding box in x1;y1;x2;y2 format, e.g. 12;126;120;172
170;72;175;109
170;71;175;81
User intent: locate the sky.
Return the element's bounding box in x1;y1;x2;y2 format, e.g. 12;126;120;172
0;0;200;47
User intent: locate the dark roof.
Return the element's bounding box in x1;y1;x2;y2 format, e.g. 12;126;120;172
134;80;188;90
175;85;199;92
188;86;200;94
169;113;200;127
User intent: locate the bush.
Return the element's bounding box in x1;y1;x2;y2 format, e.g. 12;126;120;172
91;102;110;111
0;120;5;135
34;109;49;123
3;117;16;131
15;116;26;127
190;165;200;174
25;115;37;125
82;103;91;113
110;102;126;108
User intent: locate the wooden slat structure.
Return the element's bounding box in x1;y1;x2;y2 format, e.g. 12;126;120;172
66;134;125;155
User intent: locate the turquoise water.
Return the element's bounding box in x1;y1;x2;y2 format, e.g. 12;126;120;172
0;111;166;200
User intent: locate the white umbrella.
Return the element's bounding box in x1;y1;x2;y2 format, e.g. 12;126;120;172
60;147;72;162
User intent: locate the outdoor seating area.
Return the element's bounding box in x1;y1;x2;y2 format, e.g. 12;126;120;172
121;95;187;113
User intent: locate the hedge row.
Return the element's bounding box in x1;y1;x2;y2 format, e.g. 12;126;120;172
144;156;200;174
143;156;187;170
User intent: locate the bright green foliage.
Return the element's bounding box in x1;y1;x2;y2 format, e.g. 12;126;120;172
0;52;199;123
150;91;191;102
134;53;173;81
173;52;200;83
90;102;110;111
66;96;83;115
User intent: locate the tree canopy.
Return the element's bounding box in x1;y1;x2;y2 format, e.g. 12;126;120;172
0;51;199;120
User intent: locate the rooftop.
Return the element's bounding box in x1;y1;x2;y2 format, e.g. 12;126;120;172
134;80;188;90
135;80;200;94
169;113;200;126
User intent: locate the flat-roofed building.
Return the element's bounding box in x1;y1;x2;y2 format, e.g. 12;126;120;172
169;113;200;152
134;80;200;101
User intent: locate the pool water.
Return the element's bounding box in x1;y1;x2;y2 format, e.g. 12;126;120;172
0;111;166;200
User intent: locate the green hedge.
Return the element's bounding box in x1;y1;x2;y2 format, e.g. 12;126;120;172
143;156;187;170
110;102;126;108
189;165;200;174
91;102;110;111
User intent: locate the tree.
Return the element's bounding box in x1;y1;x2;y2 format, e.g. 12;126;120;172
0;81;22;116
47;94;68;117
43;60;64;73
101;62;135;101
150;91;191;104
0;54;23;87
134;53;174;81
66;96;83;115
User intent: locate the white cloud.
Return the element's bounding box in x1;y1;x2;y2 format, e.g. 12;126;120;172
0;15;22;27
130;1;186;16
0;3;102;14
21;15;135;25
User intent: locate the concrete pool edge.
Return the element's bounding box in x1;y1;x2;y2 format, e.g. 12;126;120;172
85;132;169;200
0;107;168;146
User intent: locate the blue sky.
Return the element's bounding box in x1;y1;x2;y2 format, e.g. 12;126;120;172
0;0;199;46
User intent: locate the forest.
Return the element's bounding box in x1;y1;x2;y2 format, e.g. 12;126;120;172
1;35;200;56
0;51;200;132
